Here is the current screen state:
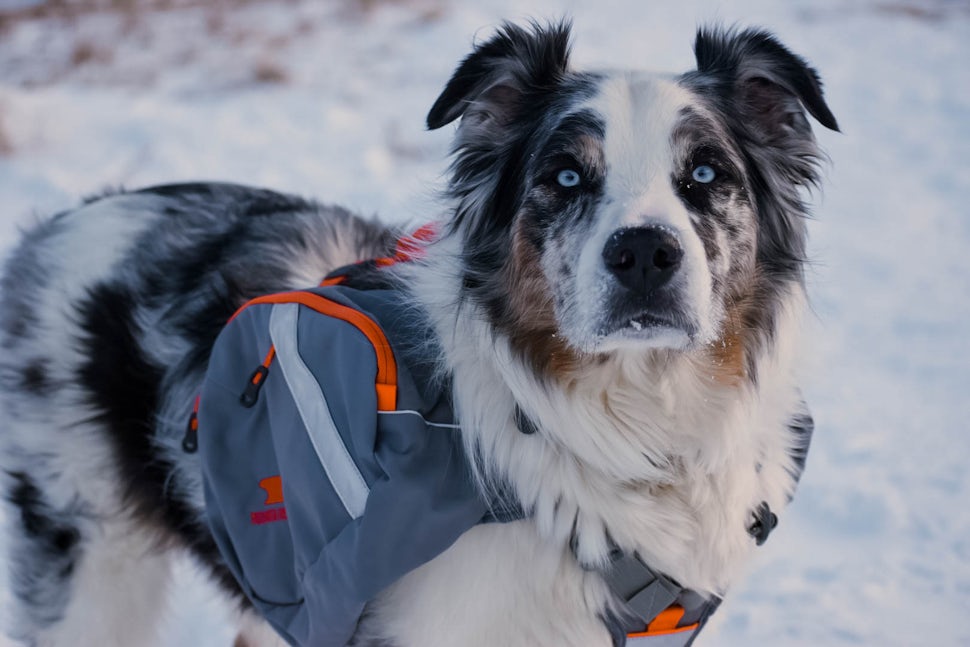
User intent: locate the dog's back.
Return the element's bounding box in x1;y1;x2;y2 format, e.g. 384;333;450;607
0;183;392;645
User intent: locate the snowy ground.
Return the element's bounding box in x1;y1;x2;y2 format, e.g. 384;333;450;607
0;0;968;645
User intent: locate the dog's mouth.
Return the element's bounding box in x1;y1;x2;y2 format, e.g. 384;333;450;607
626;312;681;332
596;307;698;350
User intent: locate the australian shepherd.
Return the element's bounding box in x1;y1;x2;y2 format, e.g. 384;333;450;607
0;21;837;647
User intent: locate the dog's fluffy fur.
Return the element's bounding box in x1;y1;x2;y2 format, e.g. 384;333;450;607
0;22;836;647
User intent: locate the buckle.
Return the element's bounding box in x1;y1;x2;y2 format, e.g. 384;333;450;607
601;552;682;632
748;501;778;546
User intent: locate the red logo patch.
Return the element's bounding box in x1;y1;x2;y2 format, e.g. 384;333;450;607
251;475;287;525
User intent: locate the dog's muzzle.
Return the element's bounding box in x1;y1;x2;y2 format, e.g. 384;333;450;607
598;226;696;342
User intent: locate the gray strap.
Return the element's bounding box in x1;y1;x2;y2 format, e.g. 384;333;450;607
269;303;369;519
601;552;682;633
599;552;721;646
626;631;697;647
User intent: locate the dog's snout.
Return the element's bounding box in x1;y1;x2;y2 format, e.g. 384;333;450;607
602;227;683;295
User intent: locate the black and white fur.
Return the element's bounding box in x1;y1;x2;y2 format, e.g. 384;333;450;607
0;22;837;647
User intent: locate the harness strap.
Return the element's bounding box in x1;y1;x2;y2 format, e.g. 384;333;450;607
602;552;682;630
323;222;439;287
597;550;721;646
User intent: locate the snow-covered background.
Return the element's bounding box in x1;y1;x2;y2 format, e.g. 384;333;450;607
1;0;968;644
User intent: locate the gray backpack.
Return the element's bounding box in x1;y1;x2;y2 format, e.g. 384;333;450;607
196;282;491;645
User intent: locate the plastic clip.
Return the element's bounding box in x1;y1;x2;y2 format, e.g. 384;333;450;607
748;501;778;546
240;365;269;408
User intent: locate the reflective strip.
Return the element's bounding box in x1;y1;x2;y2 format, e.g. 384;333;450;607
269;303;369;519
625;626;698;647
377;410;461;429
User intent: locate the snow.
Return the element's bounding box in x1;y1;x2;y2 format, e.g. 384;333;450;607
1;0;968;644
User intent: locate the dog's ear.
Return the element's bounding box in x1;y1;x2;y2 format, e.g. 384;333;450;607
693;26;840;142
426;20;572;131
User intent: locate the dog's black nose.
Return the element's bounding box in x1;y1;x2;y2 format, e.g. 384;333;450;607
602;227;684;295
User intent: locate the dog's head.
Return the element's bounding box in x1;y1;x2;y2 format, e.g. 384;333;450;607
428;21;838;376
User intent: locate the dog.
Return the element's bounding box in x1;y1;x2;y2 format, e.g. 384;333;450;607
0;20;837;647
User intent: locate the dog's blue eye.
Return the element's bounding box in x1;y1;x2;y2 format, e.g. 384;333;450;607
691;165;716;184
556;169;581;188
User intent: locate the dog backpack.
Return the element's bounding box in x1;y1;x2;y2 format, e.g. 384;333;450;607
196;280;496;646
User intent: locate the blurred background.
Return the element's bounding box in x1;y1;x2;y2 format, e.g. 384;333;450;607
1;0;968;644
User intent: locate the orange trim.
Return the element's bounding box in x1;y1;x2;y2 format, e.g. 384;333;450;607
233;291;397;410
314;223;439;286
626;606;699;639
375;384;396;412
319;276;346;287
394;222;438;261
648;606;685;632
